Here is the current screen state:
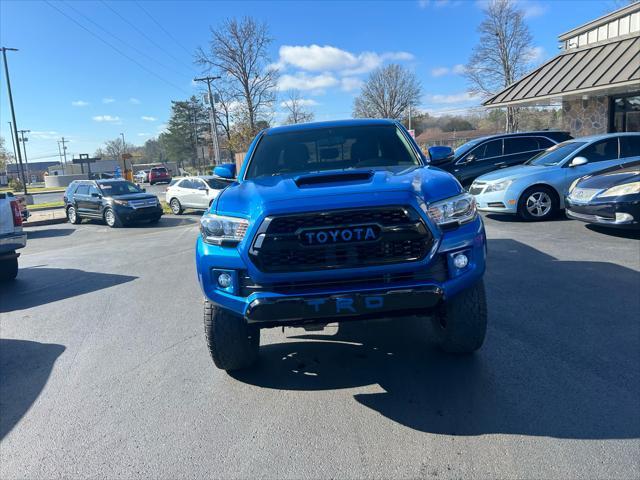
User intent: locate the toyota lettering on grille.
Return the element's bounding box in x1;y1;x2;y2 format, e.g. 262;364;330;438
299;224;381;246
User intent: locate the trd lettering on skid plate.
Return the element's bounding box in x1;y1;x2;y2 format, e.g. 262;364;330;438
306;296;385;313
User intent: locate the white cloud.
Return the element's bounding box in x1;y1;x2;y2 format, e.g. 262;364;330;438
424;91;483;104
418;0;460;8
527;46;545;63
452;64;466;74
129;97;141;104
92;115;121;123
137;133;150;137
276;45;414;76
279;98;319;108
521;1;546;18
30;131;59;140
141;116;157;122
278;72;339;91
72;100;89;107
431;67;449;77
102;97;115;104
341;77;364;92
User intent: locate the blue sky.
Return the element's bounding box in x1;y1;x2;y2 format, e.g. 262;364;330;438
0;0;611;162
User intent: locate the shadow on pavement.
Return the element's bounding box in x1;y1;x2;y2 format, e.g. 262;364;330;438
0;267;137;312
484;212;570;223
0;339;65;440
26;228;75;239
585;224;640;239
232;239;640;440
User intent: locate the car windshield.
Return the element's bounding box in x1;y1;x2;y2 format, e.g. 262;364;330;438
525;141;586;166
454;138;484;156
244;124;420;179
98;181;142;196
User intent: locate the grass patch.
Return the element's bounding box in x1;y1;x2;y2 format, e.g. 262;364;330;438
29;201;65;211
160;201;173;215
0;186;65;194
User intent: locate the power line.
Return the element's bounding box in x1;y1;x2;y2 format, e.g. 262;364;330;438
44;0;190;95
100;0;196;73
61;0;187;78
135;1;194;57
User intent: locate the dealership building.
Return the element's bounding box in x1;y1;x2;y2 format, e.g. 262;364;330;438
484;2;639;137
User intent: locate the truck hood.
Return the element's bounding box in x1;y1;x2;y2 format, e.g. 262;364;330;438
476;164;551;183
214;166;463;217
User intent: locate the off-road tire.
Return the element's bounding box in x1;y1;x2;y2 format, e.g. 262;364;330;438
104;208;123;228
67;206;81;224
517;185;558;221
0;255;18;282
204;300;259;371
432;280;487;354
169;198;183;215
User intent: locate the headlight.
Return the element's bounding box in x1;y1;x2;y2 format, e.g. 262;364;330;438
200;213;249;245
113;199;129;206
484;180;512;193
597;182;640;199
568;177;583;193
427;193;477;226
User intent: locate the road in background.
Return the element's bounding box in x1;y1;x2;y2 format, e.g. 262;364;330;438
1;215;638;479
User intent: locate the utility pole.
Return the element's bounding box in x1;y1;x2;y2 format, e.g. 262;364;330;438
1;47;27;194
57;140;65;174
193;76;221;165
60;137;69;172
7;121;18;175
17;129;31;185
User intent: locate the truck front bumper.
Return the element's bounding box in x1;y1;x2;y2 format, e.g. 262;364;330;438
196;215;486;328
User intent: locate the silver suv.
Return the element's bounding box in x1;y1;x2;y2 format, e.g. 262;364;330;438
165;176;232;215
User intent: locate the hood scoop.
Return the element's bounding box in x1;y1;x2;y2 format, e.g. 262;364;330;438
294;170;373;188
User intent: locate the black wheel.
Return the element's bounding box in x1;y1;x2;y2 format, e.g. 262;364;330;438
104;208;123;228
67;206;81;224
517;185;559;221
0;255;18;282
169;198;183;215
204;300;259;371
432;280;487;354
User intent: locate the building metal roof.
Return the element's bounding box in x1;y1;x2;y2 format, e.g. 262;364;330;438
483;34;640;108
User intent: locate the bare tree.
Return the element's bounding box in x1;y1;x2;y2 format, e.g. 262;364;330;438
352;64;422;119
100;138;135;162
196;17;278;135
282;90;315;125
466;0;533;132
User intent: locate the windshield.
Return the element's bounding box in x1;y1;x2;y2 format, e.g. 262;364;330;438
245;125;420;179
525;141;586;166
98;181;142;196
454;138;484;156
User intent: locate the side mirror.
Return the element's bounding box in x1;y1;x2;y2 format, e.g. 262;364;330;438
569;156;588;167
428;146;454;164
214;164;237;179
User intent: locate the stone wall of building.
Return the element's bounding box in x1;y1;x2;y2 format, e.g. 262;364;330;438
562;97;609;137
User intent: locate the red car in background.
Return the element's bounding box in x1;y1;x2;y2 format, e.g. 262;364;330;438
148;166;172;185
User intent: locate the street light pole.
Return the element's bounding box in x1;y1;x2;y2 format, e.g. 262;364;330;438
193;76;221;165
1;47;27;194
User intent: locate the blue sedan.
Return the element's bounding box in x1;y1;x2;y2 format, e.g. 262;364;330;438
469;133;640;221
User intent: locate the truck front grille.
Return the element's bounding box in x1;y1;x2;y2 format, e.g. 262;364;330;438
249;206;433;273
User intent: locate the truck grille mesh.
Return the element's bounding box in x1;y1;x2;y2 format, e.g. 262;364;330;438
249;206;433;273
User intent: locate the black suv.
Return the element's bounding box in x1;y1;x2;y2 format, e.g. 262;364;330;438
428;131;573;186
64;179;163;228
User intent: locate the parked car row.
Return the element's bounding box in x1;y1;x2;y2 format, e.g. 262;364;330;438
135;166;172;185
455;133;639;228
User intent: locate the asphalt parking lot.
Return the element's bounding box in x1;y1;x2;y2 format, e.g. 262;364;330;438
1;213;639;479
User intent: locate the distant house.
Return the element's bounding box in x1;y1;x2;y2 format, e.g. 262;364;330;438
7;161;61;183
483;3;639;137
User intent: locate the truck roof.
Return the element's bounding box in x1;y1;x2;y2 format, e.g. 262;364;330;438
264;118;398;136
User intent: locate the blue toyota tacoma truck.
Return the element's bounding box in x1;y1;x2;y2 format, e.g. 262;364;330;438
196;119;487;371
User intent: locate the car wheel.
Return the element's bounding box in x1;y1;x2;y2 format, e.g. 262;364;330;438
0;254;18;282
170;198;183;215
431;280;487;354
204;300;259;371
104;208;122;228
517;186;558;221
67;206;81;224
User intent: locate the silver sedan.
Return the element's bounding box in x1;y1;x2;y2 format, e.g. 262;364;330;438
165;176;232;215
470;133;640;221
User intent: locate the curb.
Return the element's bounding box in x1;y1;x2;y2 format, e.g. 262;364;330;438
29;205;65;212
24;217;69;227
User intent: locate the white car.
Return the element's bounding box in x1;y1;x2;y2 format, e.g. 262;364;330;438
134;170;148;183
165;175;232;214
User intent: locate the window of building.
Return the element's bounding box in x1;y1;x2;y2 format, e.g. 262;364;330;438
611;94;640;133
